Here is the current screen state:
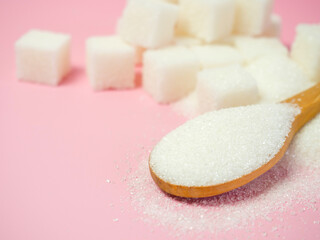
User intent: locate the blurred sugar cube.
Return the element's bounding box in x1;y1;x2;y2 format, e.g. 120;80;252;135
177;0;236;42
196;65;259;113
86;36;135;90
15;29;71;85
247;55;314;102
143;46;200;103
234;37;288;63
118;0;178;48
192;45;243;69
263;14;282;38
234;0;274;36
291;24;320;82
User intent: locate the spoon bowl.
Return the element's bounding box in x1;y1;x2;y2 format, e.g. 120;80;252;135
149;82;320;198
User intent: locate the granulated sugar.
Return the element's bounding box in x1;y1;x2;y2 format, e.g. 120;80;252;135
289;114;320;168
150;104;300;187
125;113;320;239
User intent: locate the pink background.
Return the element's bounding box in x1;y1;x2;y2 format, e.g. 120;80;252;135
0;0;319;239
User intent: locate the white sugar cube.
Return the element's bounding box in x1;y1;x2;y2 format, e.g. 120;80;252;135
15;29;71;85
143;46;200;103
196;65;259;113
247;55;314;103
118;0;178;48
115;20;145;65
86;36;135;90
177;0;236;42
191;45;243;69
262;14;282;38
234;0;274;36
234;37;288;63
291;24;320;82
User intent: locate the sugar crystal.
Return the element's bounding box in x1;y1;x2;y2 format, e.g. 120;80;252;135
150;103;300;187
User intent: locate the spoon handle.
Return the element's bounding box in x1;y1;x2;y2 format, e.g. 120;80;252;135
283;82;320;132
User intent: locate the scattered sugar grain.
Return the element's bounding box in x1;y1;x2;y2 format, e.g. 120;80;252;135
150;103;300;187
125;112;320;239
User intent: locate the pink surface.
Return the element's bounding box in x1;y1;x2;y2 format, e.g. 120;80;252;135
0;1;319;239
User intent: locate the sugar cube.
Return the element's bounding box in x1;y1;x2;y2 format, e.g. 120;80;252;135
177;0;236;42
86;36;135;90
196;65;259;113
234;0;274;36
15;29;71;85
234;37;288;63
246;55;314;102
262;14;282;38
291;24;320;82
116;19;146;65
118;0;178;48
191;45;244;69
143;46;200;103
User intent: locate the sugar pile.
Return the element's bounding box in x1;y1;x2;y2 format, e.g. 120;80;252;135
150;103;300;187
126;114;320;238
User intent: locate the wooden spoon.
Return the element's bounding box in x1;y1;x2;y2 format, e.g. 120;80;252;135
149;82;320;198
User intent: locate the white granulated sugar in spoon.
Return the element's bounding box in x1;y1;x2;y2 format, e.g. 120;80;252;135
150;103;300;187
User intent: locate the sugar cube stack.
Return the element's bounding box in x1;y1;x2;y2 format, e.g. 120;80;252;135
143;46;200;103
118;0;179;48
15;29;71;85
234;37;288;63
191;45;244;69
196;65;259;113
86;36;135;90
177;0;236;42
246;55;314;103
234;0;274;36
291;24;320;83
16;0;318;126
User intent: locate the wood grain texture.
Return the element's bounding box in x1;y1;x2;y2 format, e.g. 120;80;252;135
149;82;320;198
